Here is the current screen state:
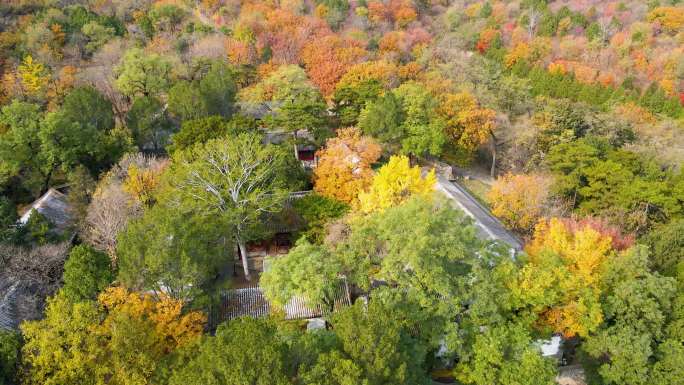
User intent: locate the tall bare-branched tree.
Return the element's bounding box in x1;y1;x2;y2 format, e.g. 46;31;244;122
169;133;290;280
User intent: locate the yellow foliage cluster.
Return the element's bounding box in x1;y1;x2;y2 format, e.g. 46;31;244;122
648;6;684;34
132;10;147;23
357;155;436;213
417;70;455;97
314;3;329;19
520;218;616;337
659;77;677;97
314;127;382;204
256;61;279;79
526;219;613;285
487;173;551;233
123;164;166;206
153;0;186;7
557;16;573;35
18;55;49;96
398;61;421;80
232;23;256;43
548;61;567;75
613;102;656;125
337;42;368;63
438;91;496;151
464;2;483;18
378;31;404;55
20;286;206;384
504;42;530;68
572;64;598;85
98;287;206;351
336;60;399;91
200;0;221;12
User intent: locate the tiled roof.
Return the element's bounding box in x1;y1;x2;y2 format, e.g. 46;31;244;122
209;279;351;327
0;282;18;331
19;188;72;234
237;101;280;119
0;311;14;330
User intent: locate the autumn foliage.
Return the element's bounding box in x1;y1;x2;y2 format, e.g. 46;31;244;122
335;60;400;91
476;28;500;53
122;161;168;206
487;173;552;233
20;287;206;384
648;7;684;34
301;35;367;97
18;55;49;96
366;0;417;28
98;287;206;351
438;92;497;151
521;218;621;338
314;127;382;204
557;217;635;252
357;155;436;213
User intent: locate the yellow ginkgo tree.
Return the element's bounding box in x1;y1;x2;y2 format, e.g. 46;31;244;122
487;173;552;234
357;155;436;213
438;91;498;175
516;218;617;338
122;161;168;207
20;287;206;384
18;55;50;96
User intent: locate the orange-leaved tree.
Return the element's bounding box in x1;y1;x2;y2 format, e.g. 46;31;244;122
388;0;417;28
504;42;531;68
313;127;382;204
260;7;330;65
47;65;77;111
301;35;367;97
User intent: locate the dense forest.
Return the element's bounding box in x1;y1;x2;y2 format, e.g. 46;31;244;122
0;0;683;384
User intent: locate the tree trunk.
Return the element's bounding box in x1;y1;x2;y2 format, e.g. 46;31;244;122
489;131;498;178
408;152;416;167
41;167;55;196
237;239;251;281
292;131;299;161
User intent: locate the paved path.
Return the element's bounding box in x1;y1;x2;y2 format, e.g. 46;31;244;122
435;175;523;251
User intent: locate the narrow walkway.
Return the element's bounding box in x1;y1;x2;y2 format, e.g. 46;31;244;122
435;175;523;251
